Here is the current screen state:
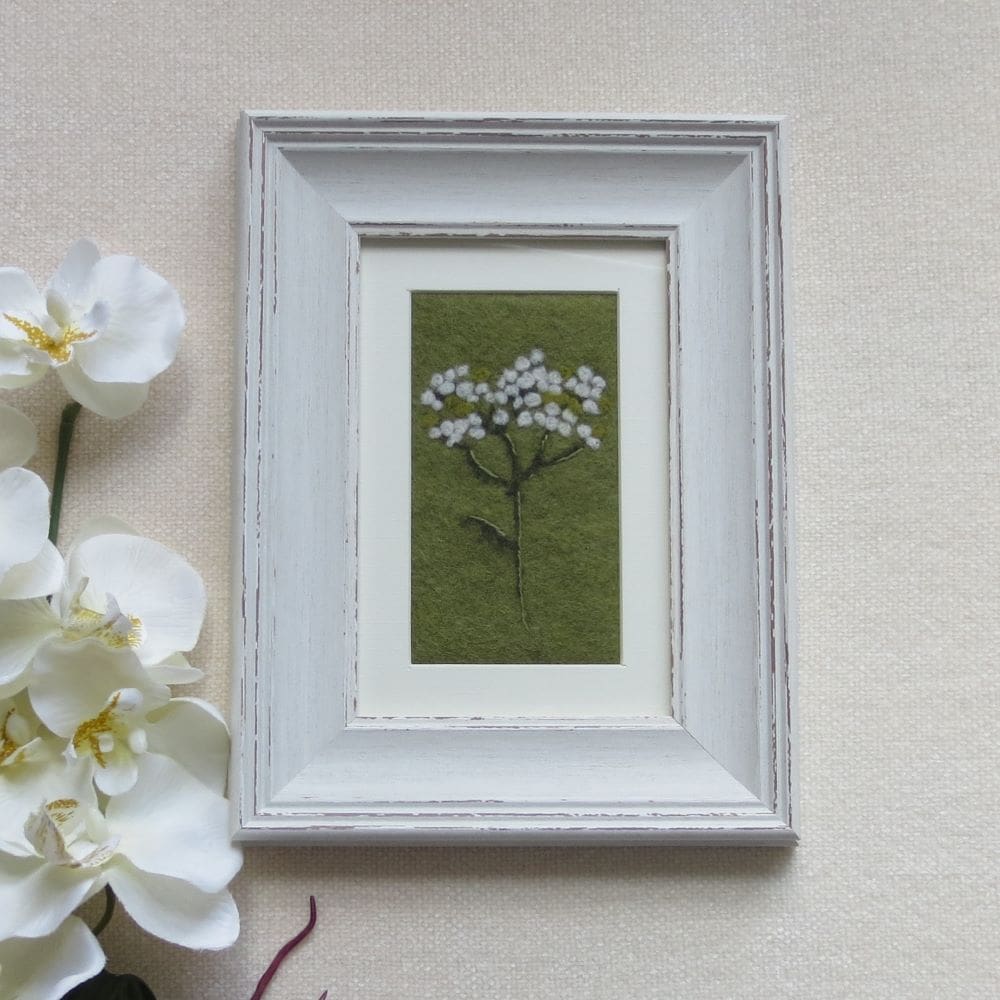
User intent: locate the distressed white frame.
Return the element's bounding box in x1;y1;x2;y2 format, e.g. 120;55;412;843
233;112;795;844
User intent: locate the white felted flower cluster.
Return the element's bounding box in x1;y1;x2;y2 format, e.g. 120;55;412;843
419;348;607;451
0;242;238;999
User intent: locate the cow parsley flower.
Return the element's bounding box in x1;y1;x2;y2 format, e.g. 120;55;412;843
0;240;184;418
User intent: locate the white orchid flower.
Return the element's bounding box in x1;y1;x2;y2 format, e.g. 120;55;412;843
0;526;206;699
28;640;228;795
0;405;63;601
0;239;184;418
0;753;242;950
0;915;104;1000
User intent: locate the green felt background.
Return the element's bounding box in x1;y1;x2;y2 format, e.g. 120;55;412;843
411;291;621;664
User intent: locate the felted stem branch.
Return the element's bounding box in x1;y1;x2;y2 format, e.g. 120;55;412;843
463;447;504;484
534;443;584;472
511;484;528;629
91;885;117;938
464;515;515;549
49;400;82;546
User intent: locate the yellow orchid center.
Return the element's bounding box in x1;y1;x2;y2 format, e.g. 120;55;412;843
64;602;144;649
72;691;125;768
2;312;94;364
0;708;21;765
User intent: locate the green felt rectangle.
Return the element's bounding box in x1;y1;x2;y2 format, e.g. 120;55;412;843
411;291;621;664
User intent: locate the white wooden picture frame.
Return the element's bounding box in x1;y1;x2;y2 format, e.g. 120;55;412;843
233;112;796;844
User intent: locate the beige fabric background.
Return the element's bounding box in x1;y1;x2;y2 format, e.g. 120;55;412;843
3;1;999;997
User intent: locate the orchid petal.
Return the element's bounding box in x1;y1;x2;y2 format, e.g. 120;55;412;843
28;640;169;739
0;403;37;469
71;255;184;384
0;916;105;1000
145;652;204;685
0;598;58;697
0;852;99;939
0;541;65;600
108;856;239;950
47;238;100;304
0;467;50;578
56;360;149;419
107;753;242;893
91;747;139;797
147;698;229;795
67;533;206;665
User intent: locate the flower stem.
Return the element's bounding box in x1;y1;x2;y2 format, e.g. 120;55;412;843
511;483;528;629
250;896;319;1000
48;400;82;546
91;885;117;937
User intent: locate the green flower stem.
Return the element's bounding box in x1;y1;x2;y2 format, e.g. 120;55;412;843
48;400;82;546
91;885;117;937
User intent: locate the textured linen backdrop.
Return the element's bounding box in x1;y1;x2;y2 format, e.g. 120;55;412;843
2;2;998;997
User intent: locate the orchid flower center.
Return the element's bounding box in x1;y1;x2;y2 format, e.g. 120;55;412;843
24;797;118;869
2;311;94;365
72;688;147;769
0;706;31;766
2;290;107;366
63;588;145;650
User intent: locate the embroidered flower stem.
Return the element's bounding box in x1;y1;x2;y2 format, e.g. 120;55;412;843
48;400;82;545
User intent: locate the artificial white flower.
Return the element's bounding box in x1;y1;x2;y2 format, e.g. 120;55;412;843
544;416;559;432
557;421;572;437
428;427;442;440
561;408;577;424
440;420;454;436
0;406;63;602
523;392;542;408
430;373;443;388
420;389;435;406
469;427;486;441
577;424;592;439
475;382;489;396
516;373;534;390
586;437;601;450
533;412;546;427
443;368;455;380
0;528;206;699
514;356;530;372
516;411;533;428
455;364;469;377
0;916;104;1000
0;753;242;950
493;410;509;426
29;641;168;794
582;398;600;415
577;365;593;381
0;239;184;419
544;402;560;417
529;348;545;364
439;381;455;395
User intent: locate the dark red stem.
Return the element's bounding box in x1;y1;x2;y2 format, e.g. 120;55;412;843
249;896;319;1000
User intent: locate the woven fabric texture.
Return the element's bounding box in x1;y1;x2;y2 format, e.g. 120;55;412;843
2;1;998;997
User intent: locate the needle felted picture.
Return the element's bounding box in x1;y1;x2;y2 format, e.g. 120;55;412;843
411;291;621;664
